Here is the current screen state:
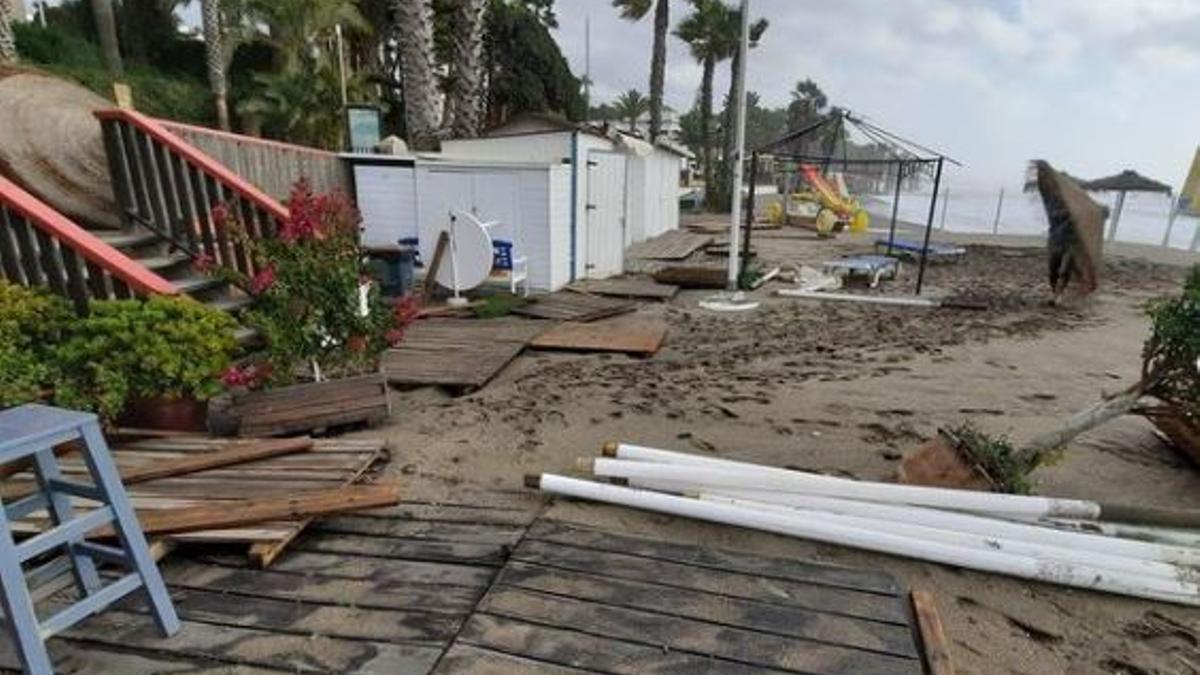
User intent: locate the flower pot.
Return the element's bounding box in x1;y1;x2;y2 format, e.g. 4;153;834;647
121;395;209;432
898;434;995;491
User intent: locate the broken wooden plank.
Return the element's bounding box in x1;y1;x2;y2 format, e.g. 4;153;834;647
912;590;956;675
97;484;401;537
512;292;637;322
528;314;667;355
434;643;591;675
209;373;391;437
294;531;510;566
567;277;680;300
120;437;313;484
384;318;548;388
652;264;727;288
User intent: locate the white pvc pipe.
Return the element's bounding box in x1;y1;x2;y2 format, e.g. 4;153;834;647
776;289;941;307
589;456;1101;520
534;474;1200;606
1034;518;1200;550
699;494;1191;580
696;490;1200;565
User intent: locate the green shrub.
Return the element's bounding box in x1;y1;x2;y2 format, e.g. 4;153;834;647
0;283;72;407
947;422;1044;495
1144;266;1200;420
53;296;239;420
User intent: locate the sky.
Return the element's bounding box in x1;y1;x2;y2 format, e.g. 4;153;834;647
552;0;1200;191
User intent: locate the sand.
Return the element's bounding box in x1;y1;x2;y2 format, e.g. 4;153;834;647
360;221;1199;674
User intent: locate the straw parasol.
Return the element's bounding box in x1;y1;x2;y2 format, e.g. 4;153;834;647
1081;169;1172;242
1029;160;1107;298
0;66;121;228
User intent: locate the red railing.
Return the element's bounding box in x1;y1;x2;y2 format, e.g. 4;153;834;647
95;108;290;282
0;175;177;311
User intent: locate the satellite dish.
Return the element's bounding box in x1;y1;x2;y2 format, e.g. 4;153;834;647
425;209;493;304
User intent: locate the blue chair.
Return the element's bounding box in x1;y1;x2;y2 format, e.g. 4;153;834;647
0;404;179;675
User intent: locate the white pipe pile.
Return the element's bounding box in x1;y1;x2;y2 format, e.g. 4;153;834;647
529;443;1200;607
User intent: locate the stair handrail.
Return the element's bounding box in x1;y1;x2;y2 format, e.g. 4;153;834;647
93;108;291;224
0;175;178;296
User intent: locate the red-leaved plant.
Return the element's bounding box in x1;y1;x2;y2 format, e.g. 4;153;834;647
210;180;419;388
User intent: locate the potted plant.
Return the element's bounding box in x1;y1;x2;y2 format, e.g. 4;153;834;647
52;296;239;430
1137;266;1200;463
206;180;414;436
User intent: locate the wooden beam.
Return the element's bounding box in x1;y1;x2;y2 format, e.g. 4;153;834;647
911;589;955;675
98;484;401;537
120;437;313;485
422;230;450;304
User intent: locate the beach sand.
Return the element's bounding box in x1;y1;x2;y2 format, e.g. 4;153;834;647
363;220;1199;674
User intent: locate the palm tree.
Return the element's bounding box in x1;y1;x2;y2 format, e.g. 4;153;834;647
444;0;487;138
392;0;440;150
613;89;650;133
613;0;669;141
250;0;366;70
674;0;731;205
0;0;17;64
201;0;230;129
90;0;124;77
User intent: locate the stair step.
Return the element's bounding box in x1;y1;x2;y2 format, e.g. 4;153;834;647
207;295;254;313
173;275;224;296
138;253;191;272
96;229;160;250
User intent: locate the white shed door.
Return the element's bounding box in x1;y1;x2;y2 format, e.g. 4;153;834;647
585;151;627;278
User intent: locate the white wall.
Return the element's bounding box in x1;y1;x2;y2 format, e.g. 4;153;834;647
441;133;573;163
353;163;418;247
625;149;683;242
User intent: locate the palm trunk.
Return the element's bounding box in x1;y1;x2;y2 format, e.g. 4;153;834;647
445;0;486;138
1021;385;1144;460
200;0;229;130
0;0;17;64
700;55;716;208
393;0;441;150
90;0;123;77
647;0;668;141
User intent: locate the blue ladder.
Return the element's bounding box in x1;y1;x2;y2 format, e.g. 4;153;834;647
0;404;179;674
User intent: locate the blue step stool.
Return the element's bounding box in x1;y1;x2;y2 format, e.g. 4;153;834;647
0;404;179;674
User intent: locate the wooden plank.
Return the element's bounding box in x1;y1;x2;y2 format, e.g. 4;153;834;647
0;638;287;675
312;517;526;545
247;551;495;587
384;339;526;388
293;531;510;566
97;484;401;537
626;230;713;260
478;587;923;675
567;277;679;300
120;437;313;484
652;264;726;288
511;539;908;624
434;643;591;675
528;520;899;594
423;230;451;304
60;609;443;674
912;590;956;675
497;561;919;658
116;586;461;644
451;614;791;675
511;292;636;322
162;560;482;613
528;314;667;355
352;503;538;527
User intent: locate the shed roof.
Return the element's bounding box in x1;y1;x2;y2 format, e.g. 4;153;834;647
479;112;693;158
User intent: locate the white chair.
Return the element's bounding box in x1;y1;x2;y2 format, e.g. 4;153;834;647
480;220;530;297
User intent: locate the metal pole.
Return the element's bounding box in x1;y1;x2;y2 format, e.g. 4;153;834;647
724;0;751;292
741;152;758;280
991;187;1005;235
1107;191;1126;242
886;161;903;255
1162;196;1178;248
915;157;943;295
939;187;950;230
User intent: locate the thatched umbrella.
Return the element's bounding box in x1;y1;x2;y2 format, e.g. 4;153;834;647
1081;169;1172;242
1028;160;1108;299
0;66;121;229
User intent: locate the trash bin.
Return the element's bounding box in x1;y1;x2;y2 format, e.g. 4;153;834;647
365;245;415;298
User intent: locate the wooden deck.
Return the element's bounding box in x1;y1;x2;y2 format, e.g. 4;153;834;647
1;493;925;674
383;318;550;389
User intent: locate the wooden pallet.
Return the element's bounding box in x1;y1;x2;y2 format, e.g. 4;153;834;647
529;314;668;356
209;373;391;437
8;436;387;567
511;292;637;322
383;318;549;389
6;508;926;674
626;230;714;260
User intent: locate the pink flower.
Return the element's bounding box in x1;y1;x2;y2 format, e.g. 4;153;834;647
250;266;276;295
385;328;405;346
193;253;216;274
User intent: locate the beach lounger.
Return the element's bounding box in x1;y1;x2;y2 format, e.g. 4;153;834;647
874;237;966;261
822;254;900;289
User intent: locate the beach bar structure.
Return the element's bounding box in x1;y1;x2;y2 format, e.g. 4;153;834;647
747;110;960;294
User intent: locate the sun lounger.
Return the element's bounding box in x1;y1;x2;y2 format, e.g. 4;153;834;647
821;254;900;288
874;238;966;261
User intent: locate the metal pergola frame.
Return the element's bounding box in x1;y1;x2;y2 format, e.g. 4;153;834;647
743;110;960;294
